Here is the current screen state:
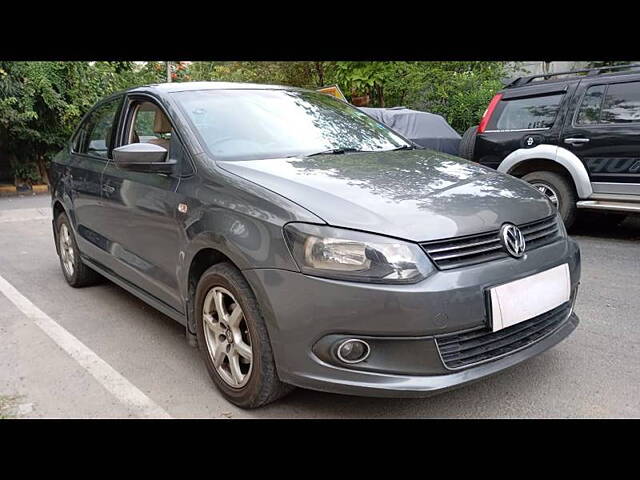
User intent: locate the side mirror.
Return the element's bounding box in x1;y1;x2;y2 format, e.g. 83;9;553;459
112;143;176;175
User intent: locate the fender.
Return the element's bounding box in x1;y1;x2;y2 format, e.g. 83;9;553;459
498;144;593;199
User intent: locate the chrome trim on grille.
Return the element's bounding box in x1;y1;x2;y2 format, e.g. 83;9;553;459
421;215;561;270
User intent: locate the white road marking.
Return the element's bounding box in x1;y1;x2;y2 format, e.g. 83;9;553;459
0;273;172;419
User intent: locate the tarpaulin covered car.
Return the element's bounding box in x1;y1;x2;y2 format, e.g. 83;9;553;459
359;106;461;155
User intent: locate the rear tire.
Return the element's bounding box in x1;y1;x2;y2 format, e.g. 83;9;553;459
522;171;577;229
55;212;102;287
458;125;478;160
194;262;294;408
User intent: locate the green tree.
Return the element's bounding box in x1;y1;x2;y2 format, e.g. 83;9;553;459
322;61;507;132
0;61;160;185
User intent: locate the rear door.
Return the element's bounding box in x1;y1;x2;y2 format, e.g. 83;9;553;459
561;76;640;195
475;83;574;168
68;96;123;266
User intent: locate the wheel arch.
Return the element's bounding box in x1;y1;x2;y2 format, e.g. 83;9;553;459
52;199;67;219
182;244;250;335
498;144;592;199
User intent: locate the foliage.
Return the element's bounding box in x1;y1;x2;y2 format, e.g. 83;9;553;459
0;61;162;184
12;162;40;185
0;61;510;186
187;61;508;132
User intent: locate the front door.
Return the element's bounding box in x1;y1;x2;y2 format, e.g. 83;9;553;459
99;97;186;312
561;77;640;195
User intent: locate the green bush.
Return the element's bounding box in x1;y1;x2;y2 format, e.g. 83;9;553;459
12;162;41;186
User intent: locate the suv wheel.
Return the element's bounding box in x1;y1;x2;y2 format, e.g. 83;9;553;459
458;125;478;160
522;171;577;228
194;262;294;408
55;212;102;287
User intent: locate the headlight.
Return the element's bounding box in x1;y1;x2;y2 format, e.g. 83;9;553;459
283;223;433;284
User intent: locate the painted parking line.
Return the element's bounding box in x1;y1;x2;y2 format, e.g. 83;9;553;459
0;273;172;419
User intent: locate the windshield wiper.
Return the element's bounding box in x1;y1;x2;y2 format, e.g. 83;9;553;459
388;145;417;151
306;148;366;157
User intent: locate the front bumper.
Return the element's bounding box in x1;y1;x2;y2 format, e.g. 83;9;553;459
243;237;581;397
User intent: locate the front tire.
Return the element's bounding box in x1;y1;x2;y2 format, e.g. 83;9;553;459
194;262;293;408
522;171;577;229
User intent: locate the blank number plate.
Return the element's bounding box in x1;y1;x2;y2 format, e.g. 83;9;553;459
489;264;570;332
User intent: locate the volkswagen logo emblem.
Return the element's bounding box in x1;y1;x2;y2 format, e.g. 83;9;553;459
500;224;526;258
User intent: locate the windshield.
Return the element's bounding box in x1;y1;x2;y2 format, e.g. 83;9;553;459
172;89;411;161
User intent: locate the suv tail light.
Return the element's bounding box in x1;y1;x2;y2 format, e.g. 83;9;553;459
477;93;503;134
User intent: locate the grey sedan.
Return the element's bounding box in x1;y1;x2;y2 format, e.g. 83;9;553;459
50;82;580;408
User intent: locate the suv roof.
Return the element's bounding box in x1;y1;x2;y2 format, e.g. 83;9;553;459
504;63;640;89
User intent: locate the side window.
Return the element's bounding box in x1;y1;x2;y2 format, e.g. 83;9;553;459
576;85;606;125
600;81;640;124
493;94;563;131
126;101;172;151
72;124;87;152
123;98;194;175
81;99;122;158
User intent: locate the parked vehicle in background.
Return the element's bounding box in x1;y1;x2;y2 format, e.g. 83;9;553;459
50;82;581;408
359;106;461;155
459;64;640;228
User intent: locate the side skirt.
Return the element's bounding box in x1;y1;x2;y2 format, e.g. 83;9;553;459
81;255;187;327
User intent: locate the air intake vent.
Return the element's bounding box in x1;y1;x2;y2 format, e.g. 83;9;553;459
435;302;571;370
421;215;561;270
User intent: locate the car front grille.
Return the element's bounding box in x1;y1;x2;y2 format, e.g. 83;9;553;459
435;302;571;370
420;215;561;270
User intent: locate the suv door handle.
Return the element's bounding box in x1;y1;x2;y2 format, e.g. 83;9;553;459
564;138;590;145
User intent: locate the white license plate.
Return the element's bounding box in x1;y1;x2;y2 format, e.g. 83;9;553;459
489;264;570;332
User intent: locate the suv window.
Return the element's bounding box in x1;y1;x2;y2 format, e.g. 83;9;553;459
576;84;606;125
492;94;564;131
601;81;640;124
80;98;122;158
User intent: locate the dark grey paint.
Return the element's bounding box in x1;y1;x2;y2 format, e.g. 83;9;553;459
218;150;555;241
50;82;580;398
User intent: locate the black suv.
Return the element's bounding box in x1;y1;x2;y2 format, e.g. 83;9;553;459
459;64;640;228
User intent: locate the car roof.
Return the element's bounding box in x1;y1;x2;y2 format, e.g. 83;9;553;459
129;81;297;94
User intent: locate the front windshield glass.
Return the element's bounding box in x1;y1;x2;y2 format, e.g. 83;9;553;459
172;89;411;161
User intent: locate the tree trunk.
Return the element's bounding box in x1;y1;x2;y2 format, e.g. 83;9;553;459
315;62;324;86
37;153;49;185
377;85;385;108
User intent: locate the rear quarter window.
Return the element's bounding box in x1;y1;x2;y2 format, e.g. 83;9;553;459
488;93;564;131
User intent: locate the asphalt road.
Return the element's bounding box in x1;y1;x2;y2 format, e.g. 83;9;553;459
1;194;639;418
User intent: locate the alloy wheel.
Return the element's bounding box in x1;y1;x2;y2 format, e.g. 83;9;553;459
531;182;560;209
59;224;75;277
202;286;253;388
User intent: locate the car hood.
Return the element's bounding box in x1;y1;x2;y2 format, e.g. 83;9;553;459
217;150;554;242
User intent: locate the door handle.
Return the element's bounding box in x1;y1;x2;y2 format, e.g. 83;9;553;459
102;184;115;194
564;138;590;145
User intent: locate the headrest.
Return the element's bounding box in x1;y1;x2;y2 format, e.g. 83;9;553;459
153;110;172;134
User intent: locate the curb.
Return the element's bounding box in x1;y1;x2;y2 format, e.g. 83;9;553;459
0;184;49;197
